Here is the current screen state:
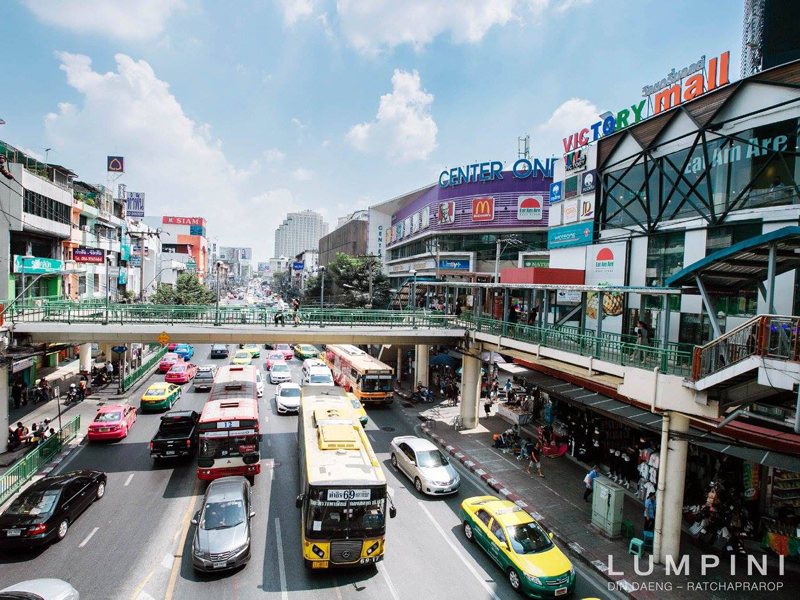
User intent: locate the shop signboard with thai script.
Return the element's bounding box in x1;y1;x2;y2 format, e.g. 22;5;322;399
13;256;64;274
74;248;105;264
126;192;145;218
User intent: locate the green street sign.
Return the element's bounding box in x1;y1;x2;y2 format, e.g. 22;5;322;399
523;258;550;268
13;255;64;274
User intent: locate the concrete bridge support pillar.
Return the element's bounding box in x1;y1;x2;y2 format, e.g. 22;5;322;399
658;411;690;564
396;347;403;384
415;344;429;388
79;343;92;373
0;364;8;442
460;354;481;429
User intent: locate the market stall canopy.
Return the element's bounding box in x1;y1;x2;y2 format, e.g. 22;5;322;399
666;226;800;292
480;351;505;363
429;353;457;367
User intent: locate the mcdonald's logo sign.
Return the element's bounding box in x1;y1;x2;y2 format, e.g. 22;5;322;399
472;197;494;222
107;156;125;173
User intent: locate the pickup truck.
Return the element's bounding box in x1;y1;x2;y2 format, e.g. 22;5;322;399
150;410;199;459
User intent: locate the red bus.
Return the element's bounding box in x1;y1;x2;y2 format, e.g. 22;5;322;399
197;365;261;482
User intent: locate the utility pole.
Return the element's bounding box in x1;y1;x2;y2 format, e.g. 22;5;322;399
104;253;112;324
494;238;502;284
214;261;221;326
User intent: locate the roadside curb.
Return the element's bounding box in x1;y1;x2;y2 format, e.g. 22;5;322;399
421;422;642;600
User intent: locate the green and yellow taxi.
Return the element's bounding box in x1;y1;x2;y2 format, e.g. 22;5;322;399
346;392;368;427
460;496;575;598
140;382;182;412
231;350;253;365
241;343;261;358
294;344;318;360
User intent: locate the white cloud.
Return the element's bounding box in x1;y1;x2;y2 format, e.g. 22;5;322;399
345;69;437;161
290;117;309;129
262;148;286;163
321;139;331;149
261;71;273;84
235;64;247;75
43;51;293;259
292;167;314;181
23;0;184;41
536;97;600;155
277;0;315;25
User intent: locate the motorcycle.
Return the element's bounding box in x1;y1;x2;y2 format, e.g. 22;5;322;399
411;385;435;404
64;384;82;406
92;371;109;386
33;386;50;405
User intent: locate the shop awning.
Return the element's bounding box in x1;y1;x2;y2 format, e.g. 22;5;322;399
518;370;800;472
497;363;531;375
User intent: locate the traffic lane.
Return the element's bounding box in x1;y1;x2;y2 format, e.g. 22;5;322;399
0;353;212;598
364;403;620;600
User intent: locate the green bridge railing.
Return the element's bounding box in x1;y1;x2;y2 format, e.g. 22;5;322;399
123;345;168;391
0;416;81;505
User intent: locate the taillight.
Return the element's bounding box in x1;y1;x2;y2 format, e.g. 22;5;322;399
149;442;154;451
186;439;191;447
27;524;47;535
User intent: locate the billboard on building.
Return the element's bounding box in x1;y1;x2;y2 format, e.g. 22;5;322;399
107;156;124;172
126;192;145;218
517;196;543;221
162;216;204;226
583;242;628;335
74;248;105;264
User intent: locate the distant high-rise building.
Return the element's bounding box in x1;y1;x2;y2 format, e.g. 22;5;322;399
274;210;329;259
742;0;800;77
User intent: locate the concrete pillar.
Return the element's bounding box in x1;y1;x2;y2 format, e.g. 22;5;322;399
415;344;429;388
460;354;482;429
396;347;403;384
659;411;690;563
0;364;9;441
79;343;92;372
102;344;112;365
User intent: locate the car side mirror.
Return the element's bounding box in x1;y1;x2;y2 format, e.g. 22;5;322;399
295;494;304;509
389;506;397;519
549;532;554;540
191;511;200;525
249;511;256;519
497;541;507;550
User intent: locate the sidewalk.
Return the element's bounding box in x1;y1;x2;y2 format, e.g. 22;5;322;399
398;391;795;600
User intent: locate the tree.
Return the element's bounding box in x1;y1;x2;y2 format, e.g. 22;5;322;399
272;271;299;300
151;273;216;305
326;254;391;309
302;272;334;306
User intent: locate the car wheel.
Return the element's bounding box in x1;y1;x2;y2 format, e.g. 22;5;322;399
391;454;398;469
56;519;69;541
508;569;521;592
414;478;423;493
95;482;106;500
463;521;474;542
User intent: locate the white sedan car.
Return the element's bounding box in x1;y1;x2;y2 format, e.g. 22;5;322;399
269;361;292;384
275;383;301;414
390;436;460;495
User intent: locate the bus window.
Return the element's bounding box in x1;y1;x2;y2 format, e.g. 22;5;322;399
360;378;392;392
200;432;259;459
306;498;386;537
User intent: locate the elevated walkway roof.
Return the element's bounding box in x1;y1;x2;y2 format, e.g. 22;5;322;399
666;226;800;290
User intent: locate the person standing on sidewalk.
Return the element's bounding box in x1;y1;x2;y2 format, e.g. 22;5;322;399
583;465;601;502
644;491;656;532
526;441;544;478
11;378;23;409
484;395;493;418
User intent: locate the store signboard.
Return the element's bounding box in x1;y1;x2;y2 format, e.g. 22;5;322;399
547;222;594;249
563;199;579;224
130;255;142;267
580;196;595;221
584;242;628;335
439;258;470;270
471;197;494;222
74;248;105;264
557;290;582;304
523;257;550;268
517;196;543;221
125;192;145;218
13;256;64;274
564;176;578;199
293;262;304;271
549;181;562;203
162;216;204;226
581;170;597;194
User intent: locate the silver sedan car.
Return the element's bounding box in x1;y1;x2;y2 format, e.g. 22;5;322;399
191;476;254;572
390;436;460;495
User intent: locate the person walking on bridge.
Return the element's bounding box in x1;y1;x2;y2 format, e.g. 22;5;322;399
273;295;286;326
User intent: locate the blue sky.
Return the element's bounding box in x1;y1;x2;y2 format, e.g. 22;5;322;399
0;0;741;262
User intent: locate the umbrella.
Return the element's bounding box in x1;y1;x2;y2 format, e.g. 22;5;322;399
480;350;506;363
457;366;487;376
430;353;457;367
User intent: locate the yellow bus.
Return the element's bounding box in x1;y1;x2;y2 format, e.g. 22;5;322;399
324;344;394;405
295;386;396;569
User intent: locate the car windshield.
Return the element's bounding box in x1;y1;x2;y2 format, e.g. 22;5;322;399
416;449;448;468
7;489;60;516
277;345;290;350
281;388;301;397
310;374;333;384
196;371;213;379
245;344;257;349
350;399;361;409
163;355;177;362
201;499;245;530
234;352;249;359
269;353;283;360
273;364;289;372
506;521;554;554
170;365;186;372
148;389;167;397
96;411;122;422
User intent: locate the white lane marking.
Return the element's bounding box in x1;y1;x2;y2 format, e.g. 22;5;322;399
377;561;401;600
136;592;155;600
417;502;501;600
161;553;175;569
79;526;99;548
267;438;272;447
264;415;269;423
124;474;135;486
275;518;288;600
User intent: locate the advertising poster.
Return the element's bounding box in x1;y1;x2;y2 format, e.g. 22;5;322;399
517;196;543;221
584;242;628;335
563;199;579;224
581;170;597;194
438;201;455;224
580;196;595;221
564;175;579;199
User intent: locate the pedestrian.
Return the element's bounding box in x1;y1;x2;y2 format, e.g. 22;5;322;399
644;491;656;532
454;300;462;317
526;441;544;477
484;396;493;418
11;378;23;409
634;320;650;363
292;298;301;327
106;360;114;380
503;378;512;398
583;465;601;502
273;295;286;326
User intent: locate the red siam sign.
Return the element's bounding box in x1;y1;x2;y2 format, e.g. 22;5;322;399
471;197;494;222
162;216;204;226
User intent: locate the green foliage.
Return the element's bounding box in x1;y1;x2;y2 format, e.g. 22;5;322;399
272;271;299;300
326;254;391;309
151;273;215;305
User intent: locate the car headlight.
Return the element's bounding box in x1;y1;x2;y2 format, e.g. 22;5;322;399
524;574;543;585
193;547;206;558
233;541;249;555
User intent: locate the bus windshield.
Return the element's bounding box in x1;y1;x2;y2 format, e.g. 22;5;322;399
199;431;259;459
360;376;392;392
305;488;386;539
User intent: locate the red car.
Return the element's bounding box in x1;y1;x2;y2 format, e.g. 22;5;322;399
275;344;294;361
159;352;180;373
165;362;198;384
266;351;286;370
168;342;179;351
88;404;137;441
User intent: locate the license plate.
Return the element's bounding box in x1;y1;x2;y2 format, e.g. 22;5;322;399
166;451;176;455
213;561;226;569
312;561;328;569
555;587;568;596
6;529;21;537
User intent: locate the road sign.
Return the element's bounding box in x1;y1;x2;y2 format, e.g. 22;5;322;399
112;345;127;354
157;332;171;346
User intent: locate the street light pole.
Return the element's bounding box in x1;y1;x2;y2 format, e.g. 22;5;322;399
104;253;112;324
319;266;326;309
493;238;502;283
214;261;221;326
410;269;417;312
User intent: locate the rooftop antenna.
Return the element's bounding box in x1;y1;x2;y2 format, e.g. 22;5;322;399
517;134;530;160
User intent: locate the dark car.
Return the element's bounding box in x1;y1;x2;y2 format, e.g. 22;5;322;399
0;470;107;549
150;411;199;459
210;344;229;359
191;476;253;572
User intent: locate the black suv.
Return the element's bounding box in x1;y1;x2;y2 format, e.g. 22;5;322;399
210;344;229;359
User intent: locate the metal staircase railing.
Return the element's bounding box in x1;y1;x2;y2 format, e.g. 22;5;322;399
691;314;800;381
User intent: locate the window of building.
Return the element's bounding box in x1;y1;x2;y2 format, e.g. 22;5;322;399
22;189;70;225
93;274;100;293
705;222;762;253
645;231;685;310
78;276;86;295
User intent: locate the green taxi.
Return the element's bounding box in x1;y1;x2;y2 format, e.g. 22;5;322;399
140;382;182;411
294;344;318;360
460;496;575;598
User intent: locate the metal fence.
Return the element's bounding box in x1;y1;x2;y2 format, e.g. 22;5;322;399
123;345;168;391
0;416;81;505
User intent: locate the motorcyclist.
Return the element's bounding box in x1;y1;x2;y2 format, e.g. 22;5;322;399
35;379;50;404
